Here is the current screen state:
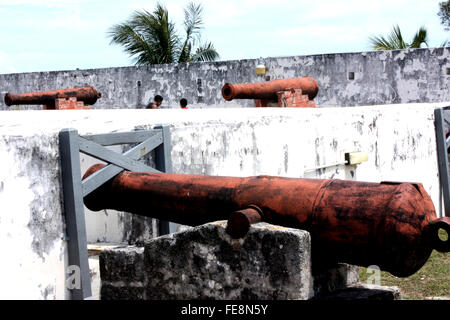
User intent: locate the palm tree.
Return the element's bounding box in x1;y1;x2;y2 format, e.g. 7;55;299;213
369;25;428;50
108;2;219;65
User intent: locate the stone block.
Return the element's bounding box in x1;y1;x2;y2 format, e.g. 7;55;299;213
99;246;146;300
100;246;145;283
101;283;146;300
144;221;314;300
312;263;360;296
313;284;401;300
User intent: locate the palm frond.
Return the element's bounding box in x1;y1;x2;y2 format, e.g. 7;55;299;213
369;25;405;50
179;2;204;63
190;42;220;62
108;21;155;65
388;25;408;49
183;2;203;39
178;42;192;63
108;2;219;65
410;26;428;48
369;34;395;50
108;5;179;64
369;25;431;51
142;4;178;63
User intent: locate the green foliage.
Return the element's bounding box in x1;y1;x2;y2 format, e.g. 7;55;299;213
438;0;450;31
108;2;219;65
369;25;428;51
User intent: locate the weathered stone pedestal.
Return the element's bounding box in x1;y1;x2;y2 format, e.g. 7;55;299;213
99;221;400;300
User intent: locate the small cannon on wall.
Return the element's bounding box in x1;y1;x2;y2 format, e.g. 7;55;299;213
221;76;319;108
83;163;450;278
4;86;101;110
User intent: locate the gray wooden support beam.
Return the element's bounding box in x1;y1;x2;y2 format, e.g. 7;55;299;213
59;128;92;300
434;107;450;218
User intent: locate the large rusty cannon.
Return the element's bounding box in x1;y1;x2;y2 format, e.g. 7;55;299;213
221;77;319;107
83;164;449;277
4;86;101;109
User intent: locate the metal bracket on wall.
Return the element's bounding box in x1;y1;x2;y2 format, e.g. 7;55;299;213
59;126;172;300
434;107;450;218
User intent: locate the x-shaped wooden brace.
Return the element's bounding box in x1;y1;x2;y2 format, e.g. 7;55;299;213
80;130;164;197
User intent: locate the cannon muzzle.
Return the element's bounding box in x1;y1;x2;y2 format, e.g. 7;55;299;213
83;164;449;277
221;76;319;101
4;86;101;107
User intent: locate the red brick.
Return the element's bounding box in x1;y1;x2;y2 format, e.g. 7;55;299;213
54;97;90;110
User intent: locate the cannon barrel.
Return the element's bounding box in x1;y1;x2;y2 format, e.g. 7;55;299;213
83;164;449;277
4;86;101;107
221;76;319;101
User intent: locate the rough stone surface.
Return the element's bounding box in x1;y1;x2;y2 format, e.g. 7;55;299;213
100;246;145;283
100;221;314;300
313;284;401;300
0;48;448;110
101;284;146;300
144;221;313;300
312;263;360;297
99;246;145;300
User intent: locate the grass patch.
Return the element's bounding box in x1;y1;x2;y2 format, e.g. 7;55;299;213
359;231;450;300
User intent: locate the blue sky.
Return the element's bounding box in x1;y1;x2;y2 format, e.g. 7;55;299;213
0;0;448;74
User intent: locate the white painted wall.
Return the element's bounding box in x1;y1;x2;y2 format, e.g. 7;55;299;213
0;102;448;299
0;134;67;299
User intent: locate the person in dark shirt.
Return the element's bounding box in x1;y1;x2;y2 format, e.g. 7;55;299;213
180;98;188;109
146;95;163;109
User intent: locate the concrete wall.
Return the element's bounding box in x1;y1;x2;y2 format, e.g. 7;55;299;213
0;47;449;110
0;133;67;299
0;103;447;299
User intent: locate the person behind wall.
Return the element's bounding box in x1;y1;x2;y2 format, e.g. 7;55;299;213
146;95;163;109
180;98;188;109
